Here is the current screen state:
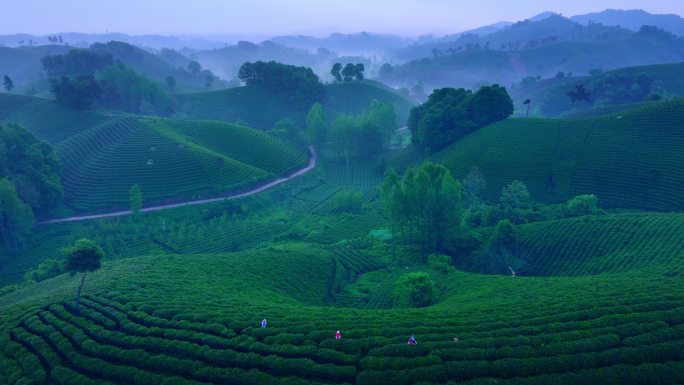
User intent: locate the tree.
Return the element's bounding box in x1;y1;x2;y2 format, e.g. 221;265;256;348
330;63;342;83
3;75;14;92
341;63;355;82
393;272;435;308
566;194;599;217
500;180;531;210
0;124;63;212
566;84;591;104
462;166;486;210
50;75;101;110
353;63;365;81
523;99;532;118
333;190;363;213
129;184;143;215
306;103;327;147
237;61;325;108
165;76;176;92
408;85;513;154
382;162;463;257
272;118;299;142
65;239;104;314
187;61;202;76
0;179;34;252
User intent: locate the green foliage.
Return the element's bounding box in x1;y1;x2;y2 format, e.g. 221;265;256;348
0;178;34;252
50;75;102;110
330;63;342;83
306;103;327;147
64;238;104;274
565;194;599;217
25;259;64;283
41;49;114;76
238;61;325;108
333;190;363;213
409;85;513;153
383;162;463;257
0;124;63;212
129;184;143;215
431;99;684;211
96;62;171;114
270;118;300;143
392;271;435;308
2;75;13;92
500;180;531;210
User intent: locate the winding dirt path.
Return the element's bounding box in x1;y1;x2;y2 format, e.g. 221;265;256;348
40;146;317;225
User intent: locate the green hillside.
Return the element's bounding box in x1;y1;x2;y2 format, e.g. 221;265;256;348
431;99;684;211
515;213;684;276
0;94;307;212
511;62;684;117
0;241;682;385
385;29;684;90
174;80;415;130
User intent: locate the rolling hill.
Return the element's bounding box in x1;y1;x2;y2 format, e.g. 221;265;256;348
174;80;416;130
0;93;308;212
427;99;684;211
384;22;684;90
0;238;682;384
510;62;684;117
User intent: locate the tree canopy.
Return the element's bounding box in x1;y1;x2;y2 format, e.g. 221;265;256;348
41;49;114;76
238;61;326;108
0;178;34;252
408;85;513;153
0;124;63;212
382;162;463;257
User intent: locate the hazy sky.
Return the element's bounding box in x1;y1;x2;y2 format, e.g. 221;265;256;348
3;0;684;36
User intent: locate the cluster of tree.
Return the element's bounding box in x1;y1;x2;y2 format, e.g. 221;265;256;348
0;124;63;252
97;62;172;114
330;63;365;83
0;124;63;212
583;72;661;105
382;162;603;275
185;60;218;90
392;271;435;308
328;100;398;162
238;61;325;108
49;63;172;114
382;162;463;258
41;49;114;76
408;85;514;154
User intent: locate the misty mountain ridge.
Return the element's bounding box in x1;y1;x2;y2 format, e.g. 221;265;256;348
572;9;684;36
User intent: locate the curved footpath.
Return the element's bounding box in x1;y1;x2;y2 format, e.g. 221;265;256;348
40;146;317;225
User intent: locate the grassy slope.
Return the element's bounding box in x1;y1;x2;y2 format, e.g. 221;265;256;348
430;99;684;211
515;213;684;277
0;241;682;385
0;94;307;212
511;62;684;117
174;80;416;130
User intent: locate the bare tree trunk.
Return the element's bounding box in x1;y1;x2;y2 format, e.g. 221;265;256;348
76;273;86;314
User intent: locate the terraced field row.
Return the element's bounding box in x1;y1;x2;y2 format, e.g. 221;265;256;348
174;86;307;131
167;119;307;175
434;99;684;211
516;213;684;276
61;119;272;210
2;261;683;385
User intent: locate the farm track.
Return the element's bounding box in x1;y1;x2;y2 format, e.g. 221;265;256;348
40;147;317;225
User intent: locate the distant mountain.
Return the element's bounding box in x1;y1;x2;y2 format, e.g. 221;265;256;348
271;32;413;54
530;11;561;22
572;9;684;36
392;14;632;62
194;40;330;80
0;33;228;50
381;26;684;91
